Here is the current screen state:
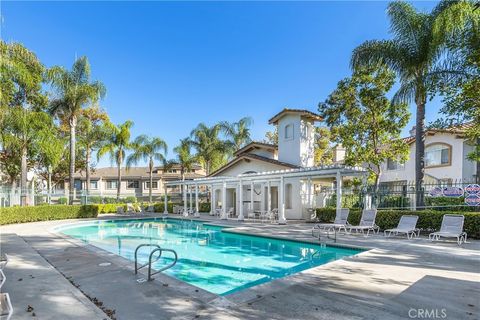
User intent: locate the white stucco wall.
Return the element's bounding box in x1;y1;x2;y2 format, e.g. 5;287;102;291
248;148;277;160
380;133;475;183
277;114;301;166
213;158;288;177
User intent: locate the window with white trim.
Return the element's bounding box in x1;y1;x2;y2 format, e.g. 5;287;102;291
425;143;451;167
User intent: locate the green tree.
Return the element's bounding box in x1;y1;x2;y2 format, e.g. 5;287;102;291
433;7;480;181
98;120;134;200
314;127;334;166
2;108;54;205
189;123;229;175
0;41;47;110
220;117;253;152
319;65;410;192
77;107;111;195
0;41;47;203
37;124;65;203
173;138;197;182
263;128;278;145
126;134;167;203
47;56;106;204
351;0;476;206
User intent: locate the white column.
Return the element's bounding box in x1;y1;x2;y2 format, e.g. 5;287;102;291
267;180;271;212
211;185;216;216
195;184;199;217
189;185;193;211
278;176;286;224
163;184;168;215
221;181;227;220
250;181;254;213
307;177;312;208
238;180;244;221
183;183;187;213
336;171;342;214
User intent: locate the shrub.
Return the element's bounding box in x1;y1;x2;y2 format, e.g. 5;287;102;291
58;197;68;205
0;205;98;225
425;196;477;211
315;208;480;238
124;196;137;203
88;196;104;204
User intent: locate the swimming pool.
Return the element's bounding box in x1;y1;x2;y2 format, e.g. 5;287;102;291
58;218;363;295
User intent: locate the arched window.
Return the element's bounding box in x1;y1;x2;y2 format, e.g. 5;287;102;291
285;183;293;209
285;124;293;140
425;143;451;167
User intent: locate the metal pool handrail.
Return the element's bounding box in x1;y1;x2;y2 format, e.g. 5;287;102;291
147;248;178;281
134;244;162;274
134;244;178;281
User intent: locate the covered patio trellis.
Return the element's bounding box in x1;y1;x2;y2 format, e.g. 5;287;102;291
163;165;367;224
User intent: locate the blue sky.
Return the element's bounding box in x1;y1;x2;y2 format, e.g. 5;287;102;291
2;1;441;166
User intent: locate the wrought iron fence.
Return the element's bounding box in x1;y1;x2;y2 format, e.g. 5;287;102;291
0;186;209;208
320;179;480;211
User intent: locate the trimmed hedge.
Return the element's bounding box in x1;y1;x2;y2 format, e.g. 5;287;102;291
0;205;98;225
315;208;480;239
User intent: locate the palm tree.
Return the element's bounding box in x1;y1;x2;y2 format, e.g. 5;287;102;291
126;135;167;203
173;138;197;181
220;117;253;152
98;120;134;200
189;123;228;175
77;107;110;195
2;107;53;205
351;0;476;207
47;57;106;204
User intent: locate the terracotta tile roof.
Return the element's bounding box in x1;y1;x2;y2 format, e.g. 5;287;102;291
234;141;277;156
268;108;322;124
403;122;474;144
209;153;299;177
73;164;204;179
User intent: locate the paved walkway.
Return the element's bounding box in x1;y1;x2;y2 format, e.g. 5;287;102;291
1;233;106;320
1;213;479;320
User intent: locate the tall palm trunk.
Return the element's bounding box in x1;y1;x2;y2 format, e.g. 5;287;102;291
149;158;154;203
477;138;480;184
47;165;52;204
20;145;28;206
69;116;77;205
415;99;426;208
85;147;91;196
117;152;122;200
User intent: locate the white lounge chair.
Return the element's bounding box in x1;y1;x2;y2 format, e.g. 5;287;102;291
0;254;8;270
312;208;350;237
429;214;467;245
116;206;125;214
384;215;419;239
348;209;379;236
227;207;235;218
0;292;13;320
0;270;5;289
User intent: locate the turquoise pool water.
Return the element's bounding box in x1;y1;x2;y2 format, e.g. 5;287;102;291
58;218;363;295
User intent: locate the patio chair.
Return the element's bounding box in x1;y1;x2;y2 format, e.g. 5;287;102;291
116;206;124;214
143;204;155;213
247;209;257;221
0;270;5;289
312;208;350;237
227;207;235;218
126;203;136;213
384;215;419;239
0;292;13;320
0;254;8;270
429;214;467;245
348;209;379;236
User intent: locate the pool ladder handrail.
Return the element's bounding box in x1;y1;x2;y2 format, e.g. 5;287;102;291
134;244;178;281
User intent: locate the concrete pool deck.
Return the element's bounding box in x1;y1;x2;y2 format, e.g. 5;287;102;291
1;213;479;320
